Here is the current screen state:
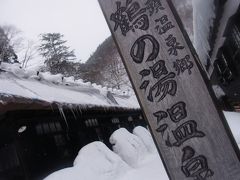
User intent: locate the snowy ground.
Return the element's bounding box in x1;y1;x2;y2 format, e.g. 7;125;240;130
44;111;240;180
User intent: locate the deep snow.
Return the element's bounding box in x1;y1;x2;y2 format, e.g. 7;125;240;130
0;62;140;109
44;112;240;180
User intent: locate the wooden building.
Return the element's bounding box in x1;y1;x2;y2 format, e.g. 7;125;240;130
0;64;146;180
193;0;240;110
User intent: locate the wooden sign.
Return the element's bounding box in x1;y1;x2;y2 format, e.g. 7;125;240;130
98;0;240;179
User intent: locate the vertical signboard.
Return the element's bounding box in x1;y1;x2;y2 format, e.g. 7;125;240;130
98;0;240;179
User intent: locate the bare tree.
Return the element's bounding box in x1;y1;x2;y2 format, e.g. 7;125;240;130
2;25;23;53
82;36;132;90
21;40;38;68
103;55;131;89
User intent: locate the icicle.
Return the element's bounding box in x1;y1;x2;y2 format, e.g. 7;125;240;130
57;104;69;131
78;105;82;115
74;106;80;117
50;103;55;112
69;105;77;120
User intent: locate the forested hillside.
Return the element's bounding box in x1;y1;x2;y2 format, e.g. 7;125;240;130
81;0;193;90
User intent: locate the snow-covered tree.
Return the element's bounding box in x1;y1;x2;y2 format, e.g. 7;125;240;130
82;37;131;90
21;40;38;68
2;25;23;53
0;26;19;63
103;55;130;89
38;33;76;69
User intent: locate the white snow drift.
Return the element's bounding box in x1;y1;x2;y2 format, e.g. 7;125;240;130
44;113;240;180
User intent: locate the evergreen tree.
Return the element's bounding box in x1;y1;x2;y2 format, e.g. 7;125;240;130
0;26;18;63
38;33;76;73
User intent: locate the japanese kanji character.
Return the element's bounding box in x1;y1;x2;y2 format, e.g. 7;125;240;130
131;34;159;63
125;1;144;21
110;0;149;36
156;123;168;136
166;120;205;147
155;15;175;35
181;146;214;180
153;111;168;123
167;101;187;122
132;14;149;31
110;1;131;36
165;34;184;56
155;15;168;25
147;72;177;102
145;0;164;16
139;69;151;79
140;80;150;91
154;111;168;136
149;60;168;79
173;55;194;75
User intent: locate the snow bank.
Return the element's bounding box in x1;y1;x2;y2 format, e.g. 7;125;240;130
63;76;75;85
109;128;148;167
45;127;168;180
1;62;36;78
39;72;63;84
115;154;168;180
133;126;157;153
212;85;225;99
224;111;240;144
43;117;240;180
44;142;131;180
113;94;140;109
73;141;130;175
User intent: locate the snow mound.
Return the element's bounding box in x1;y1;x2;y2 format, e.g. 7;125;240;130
224;111;240;144
133;126;157;153
44;141;131;180
115;154;168;180
43;120;240;180
212;85;225;99
63;76;75;85
39;72;63;84
109;128;148;167
43;167;82;180
1;62;36;78
113;94;140;108
73;141;131;175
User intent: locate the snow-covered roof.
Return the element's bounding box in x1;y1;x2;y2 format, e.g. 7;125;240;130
210;0;240;66
0;63;140;112
193;0;240;75
192;0;215;73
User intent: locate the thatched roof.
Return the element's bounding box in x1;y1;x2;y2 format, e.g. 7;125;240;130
0;63;140;113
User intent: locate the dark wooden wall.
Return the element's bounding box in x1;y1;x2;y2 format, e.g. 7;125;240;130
212;8;240;109
0;108;146;180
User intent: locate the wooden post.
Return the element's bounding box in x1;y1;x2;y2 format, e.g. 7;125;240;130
98;0;240;179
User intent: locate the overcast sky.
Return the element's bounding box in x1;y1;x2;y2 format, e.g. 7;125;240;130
0;0;111;62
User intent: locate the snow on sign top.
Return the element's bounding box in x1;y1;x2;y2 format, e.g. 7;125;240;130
0;63;140;111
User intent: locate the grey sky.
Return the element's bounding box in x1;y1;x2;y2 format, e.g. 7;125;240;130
0;0;111;62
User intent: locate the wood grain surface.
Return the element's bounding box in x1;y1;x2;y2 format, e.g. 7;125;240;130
98;0;240;179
